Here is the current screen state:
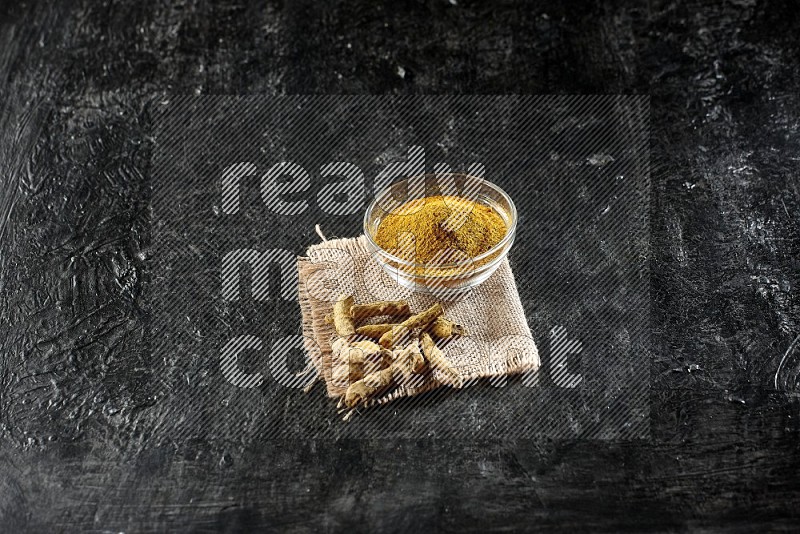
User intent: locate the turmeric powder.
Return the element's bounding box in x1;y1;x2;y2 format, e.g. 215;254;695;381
374;195;507;264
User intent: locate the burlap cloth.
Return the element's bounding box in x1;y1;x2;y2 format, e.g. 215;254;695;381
297;234;539;405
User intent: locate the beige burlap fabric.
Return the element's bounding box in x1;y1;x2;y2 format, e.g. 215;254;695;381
297;234;539;405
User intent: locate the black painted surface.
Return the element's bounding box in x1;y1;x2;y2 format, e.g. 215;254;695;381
1;0;799;531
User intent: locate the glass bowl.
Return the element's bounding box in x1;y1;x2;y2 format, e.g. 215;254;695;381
363;174;517;298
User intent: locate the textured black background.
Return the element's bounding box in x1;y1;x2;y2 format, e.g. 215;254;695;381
1;0;799;532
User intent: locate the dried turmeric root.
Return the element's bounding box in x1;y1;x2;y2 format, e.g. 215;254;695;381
378;302;444;349
330;338;392;387
328;298;468;415
344;367;394;409
326;300;409;326
350;300;410;321
344;341;422;408
354;323;398;339
332;294;356;337
349;339;383;353
420;331;463;387
401;337;426;376
330;338;359;387
426;316;467;339
352;319;464;341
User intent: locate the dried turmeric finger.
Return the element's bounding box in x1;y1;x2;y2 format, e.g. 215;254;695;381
354;323;399;339
344;367;394;408
331;339;362;387
331;337;348;355
378;327;408;350
331;339;392;387
332;294;355;337
331;364;362;387
349;340;392;366
353;341;393;375
378;302;444;348
399;337;426;376
344;340;422;408
349;339;382;353
426;316;467;339
325;300;410;325
420;332;462;387
403;303;444;330
331;338;361;386
350;300;410;321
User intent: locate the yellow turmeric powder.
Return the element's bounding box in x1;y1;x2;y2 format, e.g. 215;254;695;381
374;195;507;264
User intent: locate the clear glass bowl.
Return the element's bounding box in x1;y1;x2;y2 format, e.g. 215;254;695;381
363;174;517;298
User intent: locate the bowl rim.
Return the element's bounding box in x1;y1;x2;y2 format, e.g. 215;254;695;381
362;173;518;272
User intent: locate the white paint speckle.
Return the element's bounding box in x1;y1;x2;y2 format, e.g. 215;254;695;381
587;154;615;166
